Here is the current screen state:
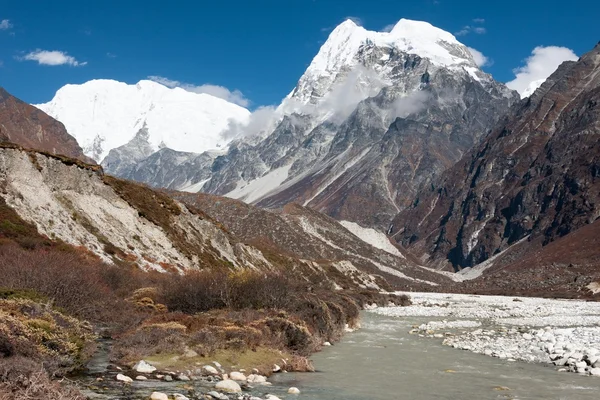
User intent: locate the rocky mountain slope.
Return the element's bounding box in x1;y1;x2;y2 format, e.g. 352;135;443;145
0;139;447;291
87;19;518;230
391;43;600;276
0;87;90;162
35;79;250;162
172;192;449;290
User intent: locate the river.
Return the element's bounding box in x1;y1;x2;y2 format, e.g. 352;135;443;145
270;312;600;400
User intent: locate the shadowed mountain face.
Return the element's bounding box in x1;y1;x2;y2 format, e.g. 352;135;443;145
391;43;600;273
0;88;91;162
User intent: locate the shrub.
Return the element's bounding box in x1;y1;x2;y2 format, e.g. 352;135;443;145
0;357;84;400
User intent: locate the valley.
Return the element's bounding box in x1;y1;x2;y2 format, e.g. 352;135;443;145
0;7;598;400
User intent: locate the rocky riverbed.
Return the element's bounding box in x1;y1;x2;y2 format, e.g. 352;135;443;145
372;292;600;377
78;340;302;400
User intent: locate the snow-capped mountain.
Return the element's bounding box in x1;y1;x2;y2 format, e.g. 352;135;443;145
196;18;518;229
35;79;250;161
285;19;482;108
56;18;519;231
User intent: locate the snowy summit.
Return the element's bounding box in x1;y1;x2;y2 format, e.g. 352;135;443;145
35;79;250;162
287;18;479;107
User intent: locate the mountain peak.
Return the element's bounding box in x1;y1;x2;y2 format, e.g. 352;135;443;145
311;18;473;74
35;79;250;162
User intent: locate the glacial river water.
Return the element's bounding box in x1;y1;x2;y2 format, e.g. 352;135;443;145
268;312;600;400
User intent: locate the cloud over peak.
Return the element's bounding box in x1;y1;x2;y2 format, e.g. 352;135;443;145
506;46;578;97
467;47;491;67
148;76;250;108
19;50;87;66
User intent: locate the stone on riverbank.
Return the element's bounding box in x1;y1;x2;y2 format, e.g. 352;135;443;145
288;386;301;394
229;371;247;381
134;360;157;374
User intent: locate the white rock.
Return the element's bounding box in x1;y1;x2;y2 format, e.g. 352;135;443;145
173;395;190;400
135;375;148;380
265;395;282;400
207;392;228;400
215;379;242;393
176;374;190;381
272;364;281;373
288;387;301;394
203;365;219;375
184;349;198;358
150;393;168;400
590;368;600;376
522;333;533;340
229;371;247;381
247;374;267;383
133;360;157;374
323;341;332;346
116;374;133;383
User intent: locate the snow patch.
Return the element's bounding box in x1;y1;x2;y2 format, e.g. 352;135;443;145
340;220;405;258
225;164;292;204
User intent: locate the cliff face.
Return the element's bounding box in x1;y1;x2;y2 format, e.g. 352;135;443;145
0;88;90;162
391;43;600;271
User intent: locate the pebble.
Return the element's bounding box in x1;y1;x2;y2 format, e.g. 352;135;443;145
288;387;301;394
135;375;147;380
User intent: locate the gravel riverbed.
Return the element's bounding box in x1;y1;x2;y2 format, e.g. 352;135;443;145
371;292;600;377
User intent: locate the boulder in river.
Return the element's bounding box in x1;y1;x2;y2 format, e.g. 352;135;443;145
150;393;168;400
288;387;301;394
215;379;242;393
116;374;133;383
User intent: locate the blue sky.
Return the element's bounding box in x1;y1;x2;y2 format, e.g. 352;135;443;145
0;0;598;108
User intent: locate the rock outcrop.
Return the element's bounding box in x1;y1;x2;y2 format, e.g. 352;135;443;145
391;43;600;275
0;87;90;162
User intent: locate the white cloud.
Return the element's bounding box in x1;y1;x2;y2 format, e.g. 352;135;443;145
148;75;249;107
386;91;430;121
455;25;486;36
220;105;278;140
467;46;490;67
19;50;87;66
455;26;471;36
0;19;12;30
506;46;578;97
473;18;485;24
